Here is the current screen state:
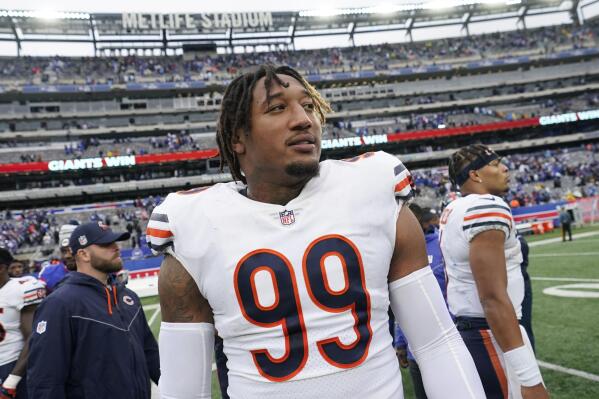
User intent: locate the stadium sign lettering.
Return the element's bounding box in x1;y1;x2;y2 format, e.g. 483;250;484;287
321;134;388;150
121;13;273;31
48;156;136;172
539;108;599;126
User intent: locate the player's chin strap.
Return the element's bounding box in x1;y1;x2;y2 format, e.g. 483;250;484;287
159;322;214;399
389;267;486;399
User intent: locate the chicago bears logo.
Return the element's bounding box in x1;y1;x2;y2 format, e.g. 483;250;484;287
279;210;295;226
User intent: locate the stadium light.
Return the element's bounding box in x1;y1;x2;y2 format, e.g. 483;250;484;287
0;9;90;20
299;0;521;17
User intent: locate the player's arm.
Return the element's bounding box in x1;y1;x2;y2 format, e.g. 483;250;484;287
388;206;486;399
0;304;37;398
158;254;214;399
470;230;547;398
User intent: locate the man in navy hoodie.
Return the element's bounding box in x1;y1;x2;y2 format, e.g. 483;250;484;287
27;222;160;399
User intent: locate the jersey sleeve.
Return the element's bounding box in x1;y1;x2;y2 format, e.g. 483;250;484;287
18;278;46;310
373;151;414;204
463;196;514;242
146;195;175;256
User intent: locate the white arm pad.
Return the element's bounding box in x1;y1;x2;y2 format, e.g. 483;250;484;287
504;344;543;387
389;267;485;399
159;322;215;399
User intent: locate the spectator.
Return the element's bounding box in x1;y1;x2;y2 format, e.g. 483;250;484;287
27;222;159;398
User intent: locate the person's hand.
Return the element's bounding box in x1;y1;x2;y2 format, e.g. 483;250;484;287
521;384;549;399
0;386;16;399
396;347;409;368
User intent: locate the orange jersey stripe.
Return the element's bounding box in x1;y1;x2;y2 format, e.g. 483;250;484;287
464;212;512;222
146;227;173;238
480;330;508;399
394;177;411;193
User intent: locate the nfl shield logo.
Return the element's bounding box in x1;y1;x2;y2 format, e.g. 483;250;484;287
36;320;47;334
279;210;295;226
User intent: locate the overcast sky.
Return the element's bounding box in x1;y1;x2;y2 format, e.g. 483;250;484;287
0;0;393;13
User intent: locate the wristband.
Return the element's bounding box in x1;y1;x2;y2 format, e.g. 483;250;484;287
2;374;21;390
504;345;543;387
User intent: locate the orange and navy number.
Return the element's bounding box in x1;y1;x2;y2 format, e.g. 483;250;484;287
234;235;372;382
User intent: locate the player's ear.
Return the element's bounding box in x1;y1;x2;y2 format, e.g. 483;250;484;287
468;169;481;183
232;128;246;155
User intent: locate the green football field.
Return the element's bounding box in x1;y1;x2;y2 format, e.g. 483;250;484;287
143;224;599;399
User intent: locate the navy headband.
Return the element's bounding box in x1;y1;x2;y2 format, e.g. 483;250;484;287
454;150;499;187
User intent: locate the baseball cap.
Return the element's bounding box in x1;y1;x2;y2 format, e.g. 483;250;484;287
59;223;80;248
69;222;130;254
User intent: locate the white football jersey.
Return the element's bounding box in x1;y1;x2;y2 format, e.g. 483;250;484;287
148;151;413;398
439;194;524;319
0;277;46;365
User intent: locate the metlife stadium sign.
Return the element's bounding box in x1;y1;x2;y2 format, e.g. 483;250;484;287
121;12;273;30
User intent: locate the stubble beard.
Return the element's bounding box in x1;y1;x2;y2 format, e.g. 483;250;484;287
285;161;320;181
90;254;123;274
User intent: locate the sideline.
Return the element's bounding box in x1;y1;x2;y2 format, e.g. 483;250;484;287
538;360;599;383
528;231;599;247
531;277;599;282
530;252;599;257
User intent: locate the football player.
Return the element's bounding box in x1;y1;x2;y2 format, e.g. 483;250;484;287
37;223;78;293
149;65;485;398
0;248;46;399
440;144;548;399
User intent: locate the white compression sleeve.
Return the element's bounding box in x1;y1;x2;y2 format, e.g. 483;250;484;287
159;322;215;399
389;267;486;399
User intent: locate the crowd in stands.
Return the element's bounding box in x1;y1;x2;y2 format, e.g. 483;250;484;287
0;24;594;85
0;196;163;255
412;144;599;207
2;144;597;254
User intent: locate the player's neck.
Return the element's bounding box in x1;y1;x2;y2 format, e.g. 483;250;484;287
245;177;309;206
0;274;9;289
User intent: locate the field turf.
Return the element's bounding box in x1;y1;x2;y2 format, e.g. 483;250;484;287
143;224;599;398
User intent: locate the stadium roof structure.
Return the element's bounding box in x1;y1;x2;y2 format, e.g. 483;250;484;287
0;0;591;55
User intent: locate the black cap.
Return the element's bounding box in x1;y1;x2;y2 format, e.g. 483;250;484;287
69;222;130;254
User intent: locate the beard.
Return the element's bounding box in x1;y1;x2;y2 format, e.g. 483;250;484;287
285;160;320;180
90;253;123;274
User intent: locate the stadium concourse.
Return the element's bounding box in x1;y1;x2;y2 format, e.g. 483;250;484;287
0;0;598;397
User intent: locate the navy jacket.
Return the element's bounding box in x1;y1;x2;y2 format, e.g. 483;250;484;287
28;272;159;399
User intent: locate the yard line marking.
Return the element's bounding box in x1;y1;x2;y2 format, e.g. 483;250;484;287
212;362;217;372
530;252;599;257
148;308;161;327
529;231;599;247
531;277;599;282
144;303;160;311
538;360;599;382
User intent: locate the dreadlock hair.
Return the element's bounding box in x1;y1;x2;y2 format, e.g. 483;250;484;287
216;64;332;184
448;144;495;188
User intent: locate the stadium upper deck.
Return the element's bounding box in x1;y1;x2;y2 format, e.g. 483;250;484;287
0;1;598;208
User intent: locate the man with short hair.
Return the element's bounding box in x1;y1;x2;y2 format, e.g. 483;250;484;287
27;222;159;398
441;144;548;399
7;261;25;279
0;248;46;399
149;65;484;398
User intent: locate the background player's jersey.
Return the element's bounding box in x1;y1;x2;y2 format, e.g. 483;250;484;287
0;277;46;365
148;151;413;397
439;194;524;319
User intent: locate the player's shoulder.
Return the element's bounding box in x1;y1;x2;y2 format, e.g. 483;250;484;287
149;184;228;222
462;194;511;213
325;151;408;179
